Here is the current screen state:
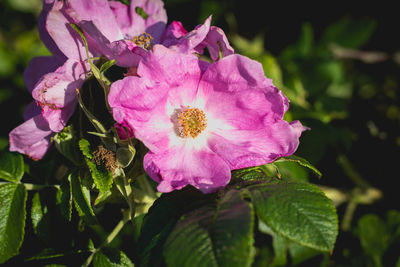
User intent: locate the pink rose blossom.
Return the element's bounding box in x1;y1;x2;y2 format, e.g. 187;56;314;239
108;45;304;193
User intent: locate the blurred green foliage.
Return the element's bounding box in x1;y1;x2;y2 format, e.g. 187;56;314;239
1;0;400;266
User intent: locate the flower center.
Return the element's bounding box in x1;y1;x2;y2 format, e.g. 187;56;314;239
177;107;207;138
132;32;153;50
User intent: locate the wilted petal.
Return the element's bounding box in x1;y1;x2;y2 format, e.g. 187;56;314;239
9;114;54;161
31;59;87;132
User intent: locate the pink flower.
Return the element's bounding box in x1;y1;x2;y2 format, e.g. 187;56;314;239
79;0;168;67
81;0;233;68
9;0;91;160
108;45;304;193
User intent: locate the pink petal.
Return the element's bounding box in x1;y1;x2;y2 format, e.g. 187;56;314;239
24;56;62;94
9;114;54;161
109;1;131;37
143;147;231;193
199;53;274;93
31;59;87;132
45;1;89;61
137;45;204;86
129;0;167;42
207;120;304;170
108;76;171;152
68;0;123;43
38;1;67;60
194;26;234;61
168;16;211;54
198;54;285;130
23;101;41;121
79;21;143;67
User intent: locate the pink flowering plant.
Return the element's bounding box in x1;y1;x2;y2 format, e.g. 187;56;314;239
1;0;338;266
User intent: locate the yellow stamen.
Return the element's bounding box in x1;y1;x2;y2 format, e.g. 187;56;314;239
132;32;153;50
177;107;207;138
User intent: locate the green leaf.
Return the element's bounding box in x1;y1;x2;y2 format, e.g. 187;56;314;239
0;151;24;182
136;188;212;267
93;248;134;267
357;214;388;266
85;158;113;194
258;221;287;266
261;53;283;88
319;17;376;49
275;155;322;178
163;190;255;267
0;183;27;263
248;181;338;252
79;139;93;159
69;172;97;225
274;161;309;182
56;180;72;221
288;241;321;265
231;165;274;183
100;59;116;73
116;147;135;168
94;190;112;206
31;192;51;241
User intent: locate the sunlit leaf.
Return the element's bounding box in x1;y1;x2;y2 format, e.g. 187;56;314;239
0;151;24;182
248;181;338;252
0;183;27;263
93;248;134;267
69;172;97;225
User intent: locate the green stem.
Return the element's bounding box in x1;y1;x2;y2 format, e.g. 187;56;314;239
337;154;370;190
82;211;130;267
0;181;59;190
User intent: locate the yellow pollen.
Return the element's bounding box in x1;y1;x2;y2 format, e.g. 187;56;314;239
177;107;207;138
132;32;153;50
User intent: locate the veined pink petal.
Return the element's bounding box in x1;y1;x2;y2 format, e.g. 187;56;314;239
199;53;274;93
9;114;54;161
144;146;231;193
207;120;304;170
137;45;204;86
31;59;87;132
24;56;62;94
